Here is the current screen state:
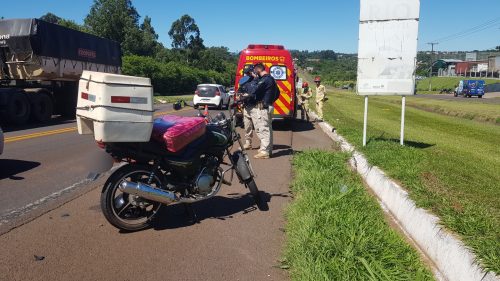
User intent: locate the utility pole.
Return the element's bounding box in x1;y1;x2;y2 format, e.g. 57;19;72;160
427;42;438;92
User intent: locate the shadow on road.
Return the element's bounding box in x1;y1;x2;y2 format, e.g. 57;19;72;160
0;159;41;180
149;191;275;231
1;116;75;133
272;144;293;158
291;120;315;132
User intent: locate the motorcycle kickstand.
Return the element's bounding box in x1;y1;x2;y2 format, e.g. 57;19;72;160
183;203;200;224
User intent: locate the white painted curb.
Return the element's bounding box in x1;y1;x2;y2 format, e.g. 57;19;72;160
309;112;498;281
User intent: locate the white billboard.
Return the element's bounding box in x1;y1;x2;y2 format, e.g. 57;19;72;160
357;0;420;96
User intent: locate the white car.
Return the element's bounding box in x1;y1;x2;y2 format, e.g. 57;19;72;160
193;84;231;109
0;126;4;155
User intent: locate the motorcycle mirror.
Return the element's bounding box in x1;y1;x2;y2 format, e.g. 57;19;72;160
238;76;250;86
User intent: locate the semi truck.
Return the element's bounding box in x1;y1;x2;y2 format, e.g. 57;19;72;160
0;18;121;125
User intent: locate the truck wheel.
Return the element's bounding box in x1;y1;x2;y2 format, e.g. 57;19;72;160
6;92;31;125
30;93;54;123
478;95;483;98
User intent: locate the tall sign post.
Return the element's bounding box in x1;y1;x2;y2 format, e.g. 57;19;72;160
357;0;420;146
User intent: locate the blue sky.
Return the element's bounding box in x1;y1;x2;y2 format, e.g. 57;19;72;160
1;0;499;53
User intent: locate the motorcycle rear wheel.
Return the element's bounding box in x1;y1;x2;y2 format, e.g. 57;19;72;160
101;164;163;231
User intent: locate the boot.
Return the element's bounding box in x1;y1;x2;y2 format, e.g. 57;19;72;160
254;151;270;159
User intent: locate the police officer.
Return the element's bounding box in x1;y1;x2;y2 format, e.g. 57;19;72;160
251;62;277;159
314;76;326;121
299;82;313;121
238;65;259;150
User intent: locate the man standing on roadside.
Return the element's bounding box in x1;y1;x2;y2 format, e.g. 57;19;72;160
251;62;278;159
314;76;326;121
238;65;259;150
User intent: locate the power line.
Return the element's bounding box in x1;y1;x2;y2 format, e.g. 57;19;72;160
431;16;500;43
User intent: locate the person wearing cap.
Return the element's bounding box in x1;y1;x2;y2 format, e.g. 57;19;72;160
299;82;313;121
238;65;259;150
314;76;326;121
250;62;277;159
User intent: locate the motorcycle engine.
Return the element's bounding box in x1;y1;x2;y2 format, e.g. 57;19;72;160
195;156;219;195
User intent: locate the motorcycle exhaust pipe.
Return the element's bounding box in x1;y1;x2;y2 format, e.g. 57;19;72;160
119;181;178;205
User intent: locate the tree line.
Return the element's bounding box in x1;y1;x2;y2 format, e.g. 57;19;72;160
292;50;358;87
40;0;237;95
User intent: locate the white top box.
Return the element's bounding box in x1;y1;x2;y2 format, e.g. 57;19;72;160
76;71;155;142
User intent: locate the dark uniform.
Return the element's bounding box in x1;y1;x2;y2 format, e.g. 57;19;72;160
252;73;277;156
238;75;260;147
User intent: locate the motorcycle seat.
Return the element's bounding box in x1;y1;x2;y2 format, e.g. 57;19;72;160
151;115;207;153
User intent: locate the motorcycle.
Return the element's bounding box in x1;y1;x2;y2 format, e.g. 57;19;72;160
97;102;263;231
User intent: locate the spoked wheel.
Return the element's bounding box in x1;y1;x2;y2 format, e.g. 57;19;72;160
245;178;267;211
101;165;163;231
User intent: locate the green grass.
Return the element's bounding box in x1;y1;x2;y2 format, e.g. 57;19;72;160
416;77;499;92
285;151;434;281
380;96;500;124
313;90;500;273
154;94;192;104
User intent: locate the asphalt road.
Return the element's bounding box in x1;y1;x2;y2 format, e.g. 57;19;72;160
0;104;334;281
414;92;500;104
0;104;191;231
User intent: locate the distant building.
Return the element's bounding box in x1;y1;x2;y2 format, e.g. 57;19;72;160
465;52;477;61
431;59;462;76
455;61;488;75
488;55;500;72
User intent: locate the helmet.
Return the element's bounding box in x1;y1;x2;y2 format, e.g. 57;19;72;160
314;76;321;82
303;82;309;88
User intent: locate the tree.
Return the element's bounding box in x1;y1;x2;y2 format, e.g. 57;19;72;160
168;15;205;50
84;0;140;45
39;12;87;32
40;12;60;24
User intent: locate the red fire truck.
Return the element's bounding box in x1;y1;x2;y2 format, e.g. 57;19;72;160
235;44;297;120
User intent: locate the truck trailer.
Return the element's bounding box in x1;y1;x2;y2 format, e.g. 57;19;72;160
0;18;121;125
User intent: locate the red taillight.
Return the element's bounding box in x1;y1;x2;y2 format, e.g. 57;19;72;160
111;96;131;103
215;90;220;96
96;140;105;149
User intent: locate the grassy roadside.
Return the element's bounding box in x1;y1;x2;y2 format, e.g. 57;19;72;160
310;90;500;273
380;96;500;124
285;151;434;280
154;94;192;104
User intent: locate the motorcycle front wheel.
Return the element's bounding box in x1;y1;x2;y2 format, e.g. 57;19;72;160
101;164;163;231
245;178;267;211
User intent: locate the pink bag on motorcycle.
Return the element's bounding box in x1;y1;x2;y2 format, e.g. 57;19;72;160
151;115;206;152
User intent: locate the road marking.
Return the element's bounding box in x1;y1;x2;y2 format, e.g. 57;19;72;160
4;107;193;144
5;127;78;143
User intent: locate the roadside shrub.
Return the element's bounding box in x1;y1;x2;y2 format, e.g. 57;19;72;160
122;55;233;95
